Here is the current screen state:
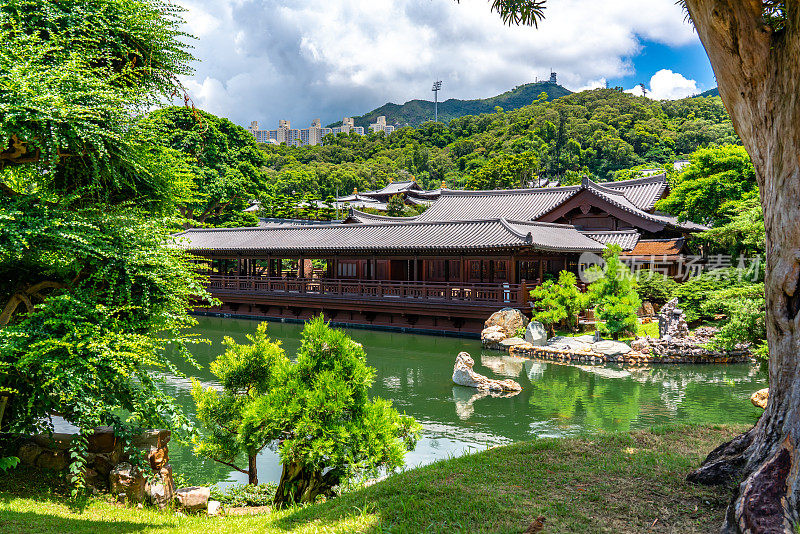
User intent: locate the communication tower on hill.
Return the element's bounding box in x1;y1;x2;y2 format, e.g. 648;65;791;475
432;80;442;122
549;71;557;84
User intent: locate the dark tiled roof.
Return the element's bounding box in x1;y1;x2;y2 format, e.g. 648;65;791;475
174;218;605;254
602;174;669;211
416;186;581;222
344;210;420;224
580;230;641;251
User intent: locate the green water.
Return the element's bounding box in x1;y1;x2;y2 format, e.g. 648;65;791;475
164;316;766;487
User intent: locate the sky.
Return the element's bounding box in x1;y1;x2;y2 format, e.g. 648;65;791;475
174;0;717;129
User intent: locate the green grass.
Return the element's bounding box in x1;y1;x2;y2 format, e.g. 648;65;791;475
0;424;746;533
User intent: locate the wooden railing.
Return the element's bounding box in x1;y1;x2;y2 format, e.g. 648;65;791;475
205;275;533;307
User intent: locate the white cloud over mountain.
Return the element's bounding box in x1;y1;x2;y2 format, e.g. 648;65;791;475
175;0;700;127
626;69;700;100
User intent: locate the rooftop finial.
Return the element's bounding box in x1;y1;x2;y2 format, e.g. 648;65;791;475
353;187;358;194
441;180;446;189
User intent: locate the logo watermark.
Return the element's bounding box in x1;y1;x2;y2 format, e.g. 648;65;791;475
577;253;763;284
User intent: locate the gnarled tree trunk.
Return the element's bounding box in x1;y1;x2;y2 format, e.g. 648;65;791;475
684;2;800;532
273;461;339;508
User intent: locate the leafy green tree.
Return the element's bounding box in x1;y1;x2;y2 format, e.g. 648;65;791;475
139;107;269;227
238;316;421;507
634;269;678;305
587;245;641;339
530;271;587;334
192;323;289;485
700;194;764;256
0;0;208;492
465;151;538;189
655;145;756;226
386;194;407;216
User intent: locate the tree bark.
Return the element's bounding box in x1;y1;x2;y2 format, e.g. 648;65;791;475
248;454;258;486
273;461;339;508
684;2;800;532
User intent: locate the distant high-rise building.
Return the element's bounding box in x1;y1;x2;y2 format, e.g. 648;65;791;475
248;117;360;147
369;115;395;135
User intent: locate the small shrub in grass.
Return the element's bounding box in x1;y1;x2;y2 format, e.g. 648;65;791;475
210;482;278;507
634;269;677;305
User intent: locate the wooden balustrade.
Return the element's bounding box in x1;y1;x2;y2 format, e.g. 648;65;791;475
205;275;534;307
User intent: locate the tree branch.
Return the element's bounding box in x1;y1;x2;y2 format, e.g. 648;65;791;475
209;456;248;475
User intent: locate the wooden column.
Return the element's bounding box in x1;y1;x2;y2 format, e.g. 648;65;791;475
538;258;544;282
413;257;419;281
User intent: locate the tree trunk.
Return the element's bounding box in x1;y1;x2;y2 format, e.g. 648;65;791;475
273;461;338;508
248;454;258;486
684;2;800;532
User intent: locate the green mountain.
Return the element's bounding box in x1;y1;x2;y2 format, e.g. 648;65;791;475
328;82;573;129
698;87;719;97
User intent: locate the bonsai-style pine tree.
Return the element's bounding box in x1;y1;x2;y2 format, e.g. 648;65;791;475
194;316;420;506
529;270;587;335
386;194;407;216
587;245;641;340
191;323;289;485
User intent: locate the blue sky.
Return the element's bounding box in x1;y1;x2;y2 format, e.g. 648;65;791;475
612;40;715;94
175;0;716;127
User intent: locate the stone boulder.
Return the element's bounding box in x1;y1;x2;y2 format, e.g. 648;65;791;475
751;388;769;409
175;486;211;512
146;464;175;510
524;321;547;346
110;462;146;504
484;308;528;337
452;352;521;392
481;325;507;345
499;337;526;348
547;337;592;352
207;500;222;516
590;340;632;357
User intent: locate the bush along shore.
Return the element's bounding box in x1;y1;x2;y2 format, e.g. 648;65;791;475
0;424;752;534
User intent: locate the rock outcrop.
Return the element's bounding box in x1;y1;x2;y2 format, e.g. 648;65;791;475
452;352;521;392
175;486;211;512
481;325;508;345
658;298;689;340
484;308;528;337
524;321;547;346
110;463;146;504
751;388;769;409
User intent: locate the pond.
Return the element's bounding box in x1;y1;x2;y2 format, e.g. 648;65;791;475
163;316;767;487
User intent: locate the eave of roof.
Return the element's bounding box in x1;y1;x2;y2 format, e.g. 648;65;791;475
173;217;605;254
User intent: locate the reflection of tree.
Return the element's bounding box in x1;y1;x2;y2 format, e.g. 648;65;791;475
527;366;658;432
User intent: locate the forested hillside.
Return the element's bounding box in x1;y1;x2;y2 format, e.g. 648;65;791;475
328;82;572;129
259;88;738;209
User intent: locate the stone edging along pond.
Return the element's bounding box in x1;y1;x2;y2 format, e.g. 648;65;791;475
483;339;753;365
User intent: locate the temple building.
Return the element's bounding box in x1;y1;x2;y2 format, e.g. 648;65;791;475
175;173;704;335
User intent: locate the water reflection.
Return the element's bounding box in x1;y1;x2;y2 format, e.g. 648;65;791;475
162;316;766;487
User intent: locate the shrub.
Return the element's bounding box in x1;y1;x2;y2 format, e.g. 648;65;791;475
634;269;678;305
529;271;588;335
195;316;421;507
587;245;641;339
711;297;767;351
210;482;277;507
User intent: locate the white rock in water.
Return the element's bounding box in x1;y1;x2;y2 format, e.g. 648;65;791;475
524;321;547;346
452;352;521;392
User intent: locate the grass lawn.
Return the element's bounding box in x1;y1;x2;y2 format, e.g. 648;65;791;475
0;424;746;534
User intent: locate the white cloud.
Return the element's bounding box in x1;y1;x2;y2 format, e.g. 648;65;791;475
173;0;700;127
626;69;700;100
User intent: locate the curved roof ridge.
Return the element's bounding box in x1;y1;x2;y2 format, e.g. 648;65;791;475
439;185;581;197
347;208;420;222
603;173;667;187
